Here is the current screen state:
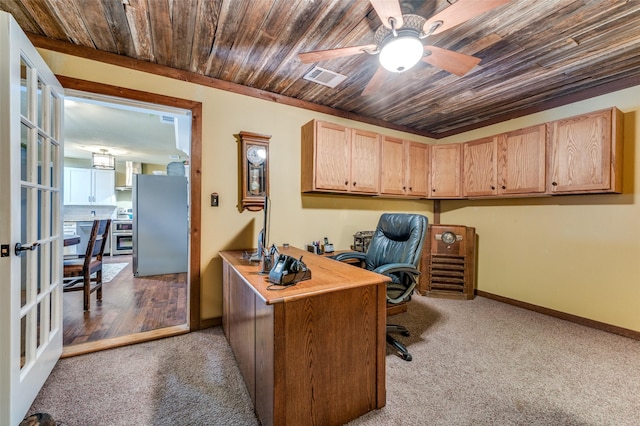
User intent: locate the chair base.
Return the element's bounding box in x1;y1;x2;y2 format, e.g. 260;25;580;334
387;324;412;361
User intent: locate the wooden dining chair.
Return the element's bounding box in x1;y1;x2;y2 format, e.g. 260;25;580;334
63;219;111;311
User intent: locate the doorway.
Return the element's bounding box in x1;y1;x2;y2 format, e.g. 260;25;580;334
59;78;202;357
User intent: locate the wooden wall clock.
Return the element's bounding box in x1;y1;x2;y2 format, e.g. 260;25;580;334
238;131;270;211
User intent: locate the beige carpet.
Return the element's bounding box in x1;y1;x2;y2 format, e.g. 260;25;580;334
27;296;640;425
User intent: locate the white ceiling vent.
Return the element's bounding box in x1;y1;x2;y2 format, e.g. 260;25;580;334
303;66;347;88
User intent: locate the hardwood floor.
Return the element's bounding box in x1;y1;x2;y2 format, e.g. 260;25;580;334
63;254;188;347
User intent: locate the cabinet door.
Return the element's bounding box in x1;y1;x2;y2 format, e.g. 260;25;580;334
314;121;350;191
548;109;612;193
497;124;546;195
64;167;92;204
463;137;497;197
92;169;115;204
350;128;379;194
406;142;429;197
430;144;462;198
380;136;405;195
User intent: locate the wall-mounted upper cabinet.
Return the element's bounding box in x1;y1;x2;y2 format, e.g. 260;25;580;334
380;137;429;197
462;125;547;198
406;141;430;197
300;108;623;201
350;128;380;194
463;136;498;198
301;120;379;195
548;107;623;194
497;124;547;196
64;167;115;205
429;144;462;199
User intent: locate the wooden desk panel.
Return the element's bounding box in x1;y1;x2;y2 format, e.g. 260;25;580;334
220;247;389;426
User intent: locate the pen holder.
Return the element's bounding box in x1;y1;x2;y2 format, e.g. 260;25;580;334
305;244;323;255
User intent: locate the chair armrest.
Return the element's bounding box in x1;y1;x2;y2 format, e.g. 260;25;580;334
331;251;367;263
375;263;421;304
373;263;421;277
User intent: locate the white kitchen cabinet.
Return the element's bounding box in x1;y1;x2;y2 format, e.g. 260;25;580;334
64;167;115;205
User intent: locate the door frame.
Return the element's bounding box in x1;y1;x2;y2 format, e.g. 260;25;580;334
58;76;202;356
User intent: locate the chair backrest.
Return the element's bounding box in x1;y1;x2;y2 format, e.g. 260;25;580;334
365;213;428;271
83;219;111;268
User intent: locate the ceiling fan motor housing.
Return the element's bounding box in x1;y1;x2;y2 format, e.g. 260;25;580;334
374;14;427;46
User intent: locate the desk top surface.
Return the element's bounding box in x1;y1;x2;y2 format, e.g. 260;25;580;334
220;246;390;305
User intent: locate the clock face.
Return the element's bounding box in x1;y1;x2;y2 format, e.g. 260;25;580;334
442;231;457;245
247;145;266;165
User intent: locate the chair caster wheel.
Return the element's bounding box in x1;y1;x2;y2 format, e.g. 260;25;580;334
402;353;412;361
401;330;410;337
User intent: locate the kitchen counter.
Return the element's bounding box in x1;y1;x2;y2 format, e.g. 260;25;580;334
64;215;114;222
63;205;117;222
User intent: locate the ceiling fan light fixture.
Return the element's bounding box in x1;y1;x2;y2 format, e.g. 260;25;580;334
379;35;423;73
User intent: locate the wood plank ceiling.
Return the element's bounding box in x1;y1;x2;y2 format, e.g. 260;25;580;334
2;0;640;138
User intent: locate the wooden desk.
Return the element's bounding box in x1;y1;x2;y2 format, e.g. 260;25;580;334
220;246;389;426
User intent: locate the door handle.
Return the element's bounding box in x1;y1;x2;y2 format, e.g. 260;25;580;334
15;241;41;256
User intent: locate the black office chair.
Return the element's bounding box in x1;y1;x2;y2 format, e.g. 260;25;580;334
333;213;428;361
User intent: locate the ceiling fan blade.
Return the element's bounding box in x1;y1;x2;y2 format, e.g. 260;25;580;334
422;46;481;77
369;0;404;29
423;0;510;35
298;44;377;64
361;66;387;96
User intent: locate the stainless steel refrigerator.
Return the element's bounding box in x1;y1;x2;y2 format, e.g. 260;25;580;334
132;174;188;277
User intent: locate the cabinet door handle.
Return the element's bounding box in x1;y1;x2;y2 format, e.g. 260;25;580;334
491;186;496;190
501;185;506;190
353;182;357;186
344;180;349;185
552;182;558;186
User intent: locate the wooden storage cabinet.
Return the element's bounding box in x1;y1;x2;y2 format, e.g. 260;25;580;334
548;107;623;194
380;136;405;195
463;136;497;197
351;128;380;193
302;120;349;192
302;107;622;201
380;137;429;197
407;141;430;196
301;120;379;194
463;125;546;198
429;144;462;198
497;124;546;195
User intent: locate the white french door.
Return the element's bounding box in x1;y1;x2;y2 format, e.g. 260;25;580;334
0;12;64;425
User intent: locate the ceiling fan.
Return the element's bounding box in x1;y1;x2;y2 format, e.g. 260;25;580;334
298;0;509;95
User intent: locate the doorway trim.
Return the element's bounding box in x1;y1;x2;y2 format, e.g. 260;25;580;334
58;76;202;357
